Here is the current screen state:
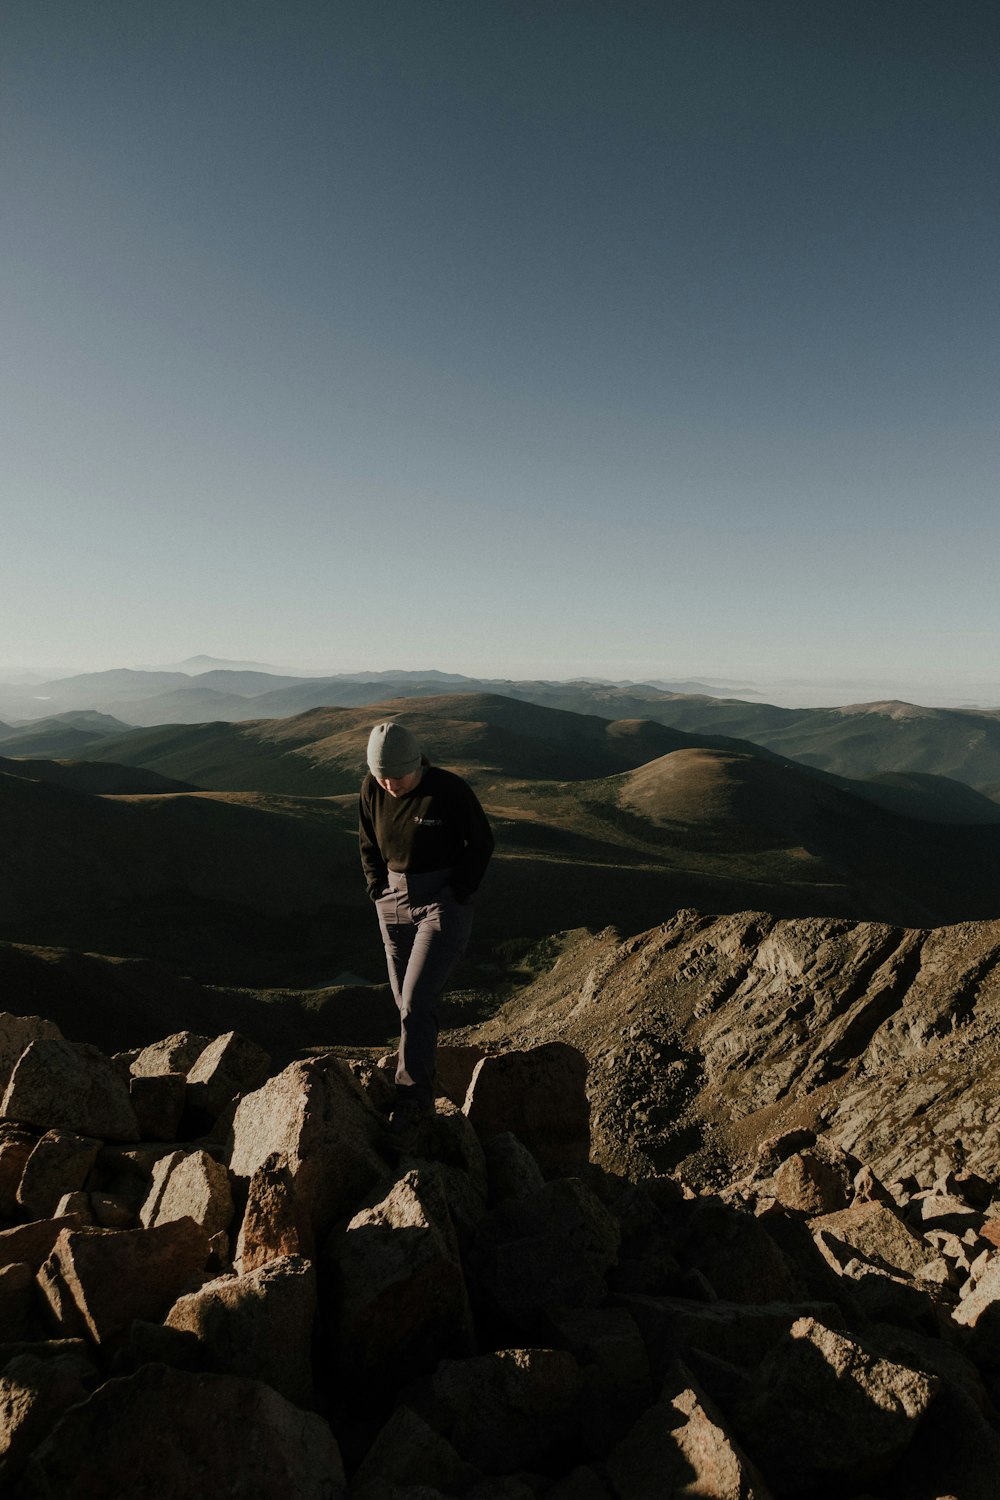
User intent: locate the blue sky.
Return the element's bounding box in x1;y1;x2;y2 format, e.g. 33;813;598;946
3;1;998;705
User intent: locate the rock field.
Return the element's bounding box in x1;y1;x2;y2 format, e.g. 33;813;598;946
2;909;1000;1496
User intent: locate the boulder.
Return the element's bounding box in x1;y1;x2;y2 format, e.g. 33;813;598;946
0;1216;85;1274
185;1032;271;1121
734;1316;939;1492
139;1149;234;1240
328;1169;473;1390
0;1262;34;1342
17;1131;102;1220
1;1041;140;1143
0;1125;37;1217
0;1350;94;1484
17;1363;345;1499
674;1198;805;1305
234;1151;307;1275
472;1178;620;1329
953;1254;1000;1329
888;1381;1000;1500
165;1254;316;1408
771;1149;851;1216
129;1031;213;1079
409;1347;583;1474
91;1193;135;1229
811;1199;940;1280
0;1015;62;1095
616;1295;846;1383
544;1305;650;1392
463;1043;590;1173
434;1045;487;1107
227;1056;387;1241
911;1190;984;1234
545;1467;609;1500
607;1374;774;1500
852;1163;898;1208
36;1219;211;1346
128;1073;186;1142
351;1404;480;1499
482;1132;546;1207
137;1151;185;1228
403;1105;490;1248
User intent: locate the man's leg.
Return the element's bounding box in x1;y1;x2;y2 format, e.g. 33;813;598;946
396;898;474;1110
376;889;416;1012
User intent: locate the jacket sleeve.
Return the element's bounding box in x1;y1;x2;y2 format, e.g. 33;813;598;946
449;780;495;901
358;780;388;900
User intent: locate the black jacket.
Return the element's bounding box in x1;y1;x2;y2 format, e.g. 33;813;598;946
358;765;494;902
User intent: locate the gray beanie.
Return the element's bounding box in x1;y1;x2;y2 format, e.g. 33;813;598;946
367;721;421;778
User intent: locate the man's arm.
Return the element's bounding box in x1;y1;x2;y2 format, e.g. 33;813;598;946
358;783;388;900
450;780;495;901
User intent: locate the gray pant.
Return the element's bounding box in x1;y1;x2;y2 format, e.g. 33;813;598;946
374;867;474;1109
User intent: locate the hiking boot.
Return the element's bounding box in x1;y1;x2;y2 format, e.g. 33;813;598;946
379;1098;430;1155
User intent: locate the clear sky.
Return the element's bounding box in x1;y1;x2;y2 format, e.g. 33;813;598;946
3;1;998;706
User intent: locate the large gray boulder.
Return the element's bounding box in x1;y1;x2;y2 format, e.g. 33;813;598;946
0;1350;94;1485
675;1198;805;1304
328;1168;473;1390
139;1149;234;1240
471;1177;620;1329
351;1404;479;1500
0;1263;34;1342
463;1043;590;1173
811;1198;941;1280
165;1255;316;1408
616;1295;846;1383
733;1316;939;1492
607;1374;774;1500
17;1131;102;1220
409;1347;584;1474
129;1032;213;1079
185;1032;271;1121
0;1126;39;1217
128;1073;186;1142
0;1015;62;1095
234;1152;307;1275
2;1041;139;1143
227;1057;387;1242
36;1219;211;1346
17;1363;345;1498
0;1216;85;1274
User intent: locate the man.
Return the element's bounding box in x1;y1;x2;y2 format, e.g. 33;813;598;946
359;720;494;1144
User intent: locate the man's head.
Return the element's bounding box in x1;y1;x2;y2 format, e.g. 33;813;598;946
366;721;423;796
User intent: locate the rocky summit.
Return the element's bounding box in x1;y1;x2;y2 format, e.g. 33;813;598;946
2;921;1000;1499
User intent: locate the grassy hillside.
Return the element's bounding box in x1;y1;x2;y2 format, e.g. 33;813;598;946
565;693;1000;797
84;694;715;794
0;756;197;795
6;693;1000;987
0;772;364;983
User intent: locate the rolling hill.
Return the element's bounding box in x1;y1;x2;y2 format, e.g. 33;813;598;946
574;693;1000;797
0;756;197;795
6;667;1000;798
0;772;364;983
81;694;728;794
4;694;1000;987
0;712;136;757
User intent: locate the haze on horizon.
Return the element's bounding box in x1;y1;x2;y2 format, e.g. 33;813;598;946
3;2;998;707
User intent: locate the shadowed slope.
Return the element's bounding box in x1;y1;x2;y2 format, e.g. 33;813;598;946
0;772;364;982
0;756;197;795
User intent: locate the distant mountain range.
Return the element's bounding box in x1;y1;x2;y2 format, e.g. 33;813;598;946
2;665;1000;798
0;664;746;727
